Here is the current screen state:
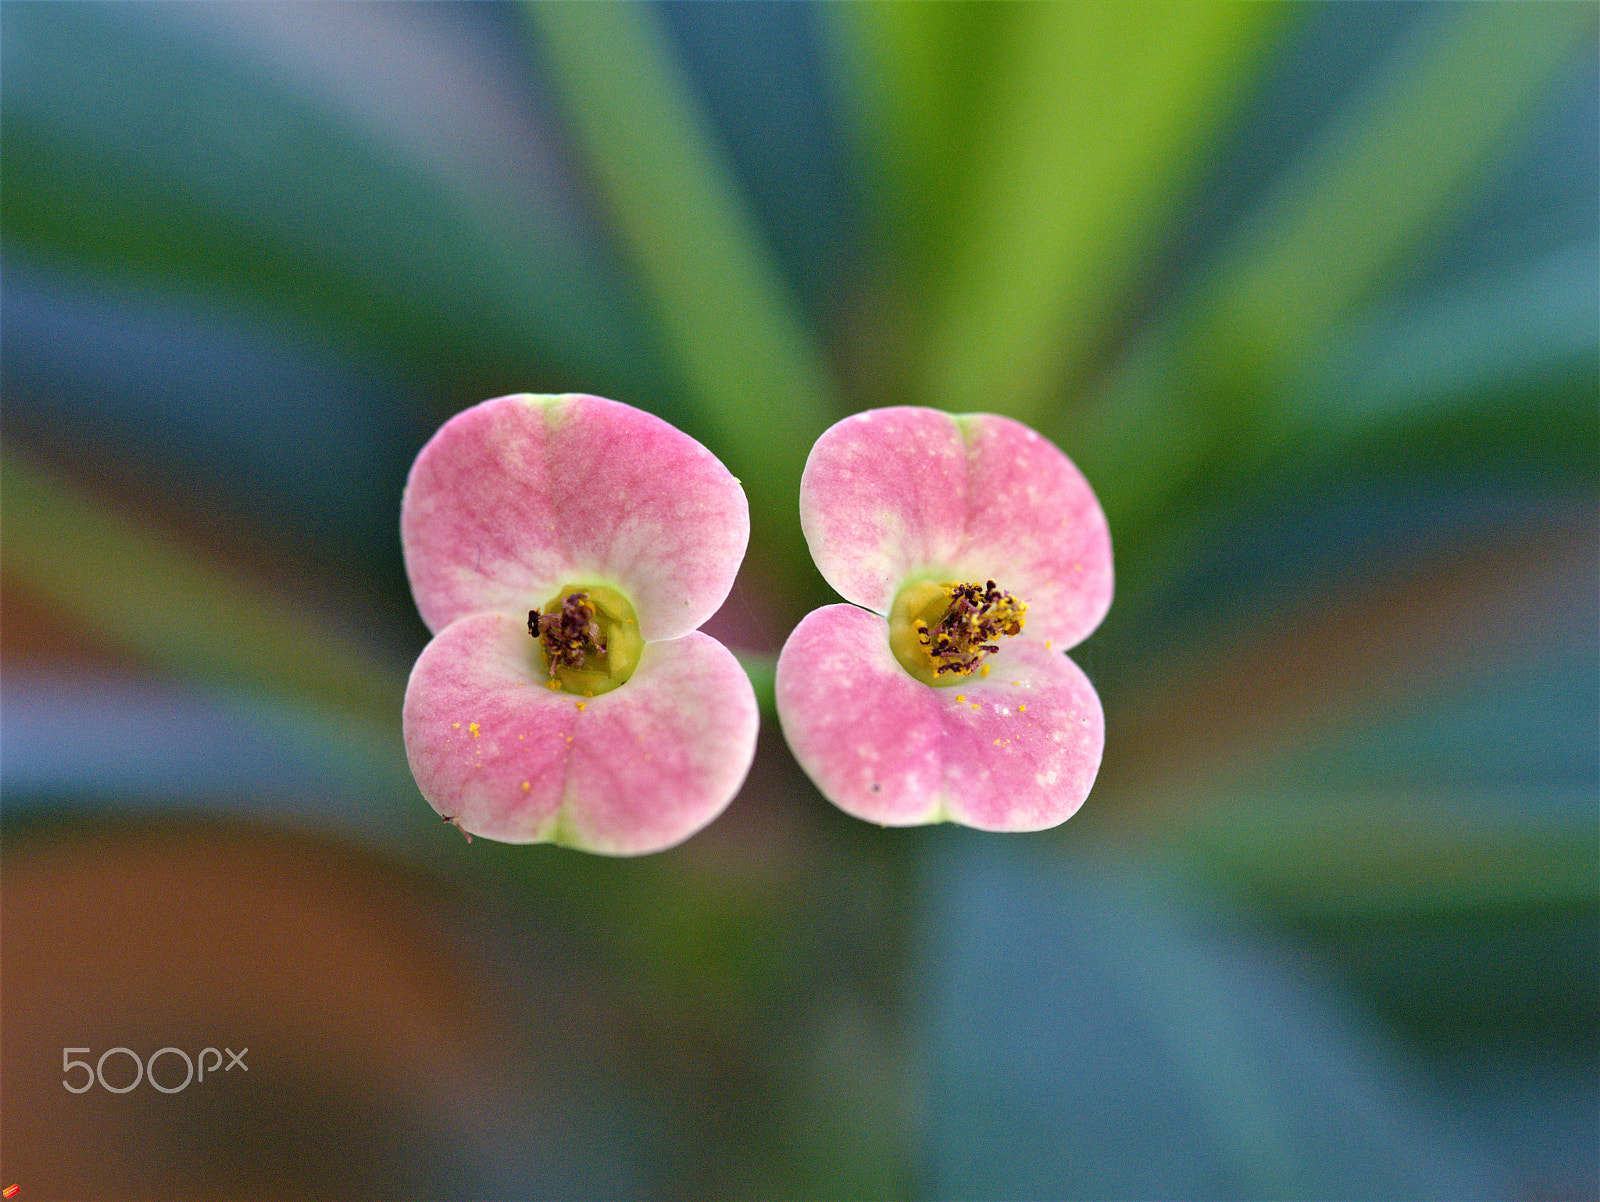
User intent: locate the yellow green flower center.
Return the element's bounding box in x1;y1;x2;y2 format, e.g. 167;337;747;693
530;583;643;697
888;579;1027;687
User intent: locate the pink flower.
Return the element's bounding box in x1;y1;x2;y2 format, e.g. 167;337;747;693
400;394;757;854
775;407;1111;831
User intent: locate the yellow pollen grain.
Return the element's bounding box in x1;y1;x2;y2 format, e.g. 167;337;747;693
955;695;965;702
576;701;586;711
994;738;1002;745
1019;704;1027;712
452;722;460;729
468;723;481;737
1045;640;1053;650
518;733;525;740
521;781;530;792
566;735;573;743
545;677;563;691
970;704;980;711
980;664;991;677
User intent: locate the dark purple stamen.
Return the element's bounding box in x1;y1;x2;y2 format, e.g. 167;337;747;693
532;591;607;670
915;580;1026;675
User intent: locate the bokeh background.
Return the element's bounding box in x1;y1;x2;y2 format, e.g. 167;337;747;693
3;3;1596;1199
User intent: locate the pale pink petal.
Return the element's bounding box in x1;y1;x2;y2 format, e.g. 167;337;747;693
402;394;748;641
775;604;1103;831
798;407;1113;650
403;611;758;855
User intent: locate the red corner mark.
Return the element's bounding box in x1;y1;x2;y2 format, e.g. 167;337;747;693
4;1184;19;1197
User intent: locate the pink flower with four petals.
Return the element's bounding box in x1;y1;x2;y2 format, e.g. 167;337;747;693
776;407;1112;831
401;393;758;855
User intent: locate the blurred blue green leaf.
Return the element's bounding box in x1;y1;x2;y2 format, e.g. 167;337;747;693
1050;2;1595;548
1;3;659;396
1;675;419;847
919;837;1499;1199
1196;4;1595;371
1306;239;1599;451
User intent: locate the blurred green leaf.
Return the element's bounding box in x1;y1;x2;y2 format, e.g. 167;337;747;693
1;447;405;720
525;1;841;598
1098;238;1597;625
826;1;1015;282
735;651;778;717
1160;796;1598;918
914;2;1290;426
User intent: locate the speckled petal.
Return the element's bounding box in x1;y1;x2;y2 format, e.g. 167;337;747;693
402;394;748;641
799;407;1112;650
775;604;1103;831
403;611;758;855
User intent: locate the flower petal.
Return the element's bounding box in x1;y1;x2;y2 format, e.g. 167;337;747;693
798;407;1112;650
403;611;758;854
402;394;749;641
775;604;1103;831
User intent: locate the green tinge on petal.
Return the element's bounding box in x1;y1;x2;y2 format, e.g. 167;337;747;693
799;407;1112;652
776;604;1104;832
404;612;758;855
401;393;748;642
